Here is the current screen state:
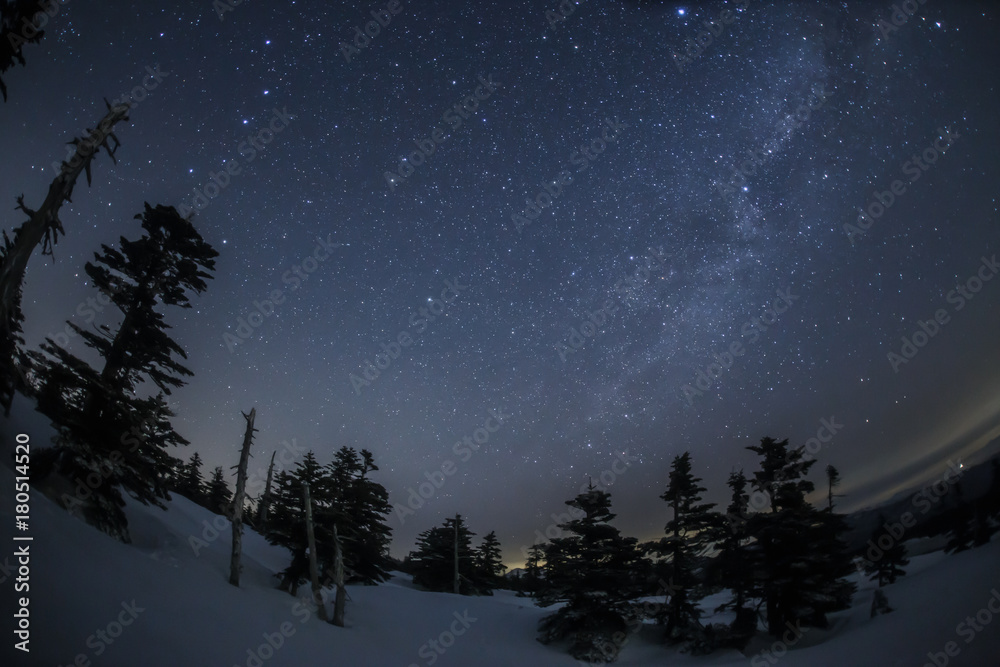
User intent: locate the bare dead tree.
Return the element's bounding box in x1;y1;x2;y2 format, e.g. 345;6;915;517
0;100;130;413
331;523;346;627
303;481;329;622
229;407;256;587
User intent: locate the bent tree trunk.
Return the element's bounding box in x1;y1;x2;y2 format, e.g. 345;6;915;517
0;101;130;413
229;407;256;586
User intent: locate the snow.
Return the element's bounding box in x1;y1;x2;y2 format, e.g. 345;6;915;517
2;465;998;666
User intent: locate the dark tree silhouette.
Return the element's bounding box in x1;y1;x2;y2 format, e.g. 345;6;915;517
645;452;718;645
28;204;216;541
0;0;47;101
745;437;855;636
0;102;130;413
207;466;233;516
863;514;909;586
535;484;647;663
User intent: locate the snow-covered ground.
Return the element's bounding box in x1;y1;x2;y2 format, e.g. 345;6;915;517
1;465;998;667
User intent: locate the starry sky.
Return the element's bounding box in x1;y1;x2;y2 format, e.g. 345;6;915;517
2;0;999;566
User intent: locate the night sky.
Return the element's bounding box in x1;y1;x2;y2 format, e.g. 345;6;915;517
2;0;999;565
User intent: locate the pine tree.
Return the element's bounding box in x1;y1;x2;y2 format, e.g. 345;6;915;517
267;451;338;594
207;466;233;516
409;514;478;594
944;482;975;554
863;514;909;586
815;467;857;621
519;543;546;598
645;452;718;644
27;204;215;541
713;469;758;649
175;452;207;504
473;530;507;594
536;484;648;663
264;447;394;593
329;447;394;584
745;437;854;636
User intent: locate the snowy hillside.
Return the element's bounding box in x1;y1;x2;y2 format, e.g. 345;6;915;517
2;465;998;667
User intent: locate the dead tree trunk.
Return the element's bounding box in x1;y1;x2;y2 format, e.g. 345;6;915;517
453;513;460;595
303;482;329;622
331;523;346;627
256;451;276;530
229;407;256;587
0;101;129;414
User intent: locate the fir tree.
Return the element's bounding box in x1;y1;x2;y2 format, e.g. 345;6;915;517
409;514;478;594
944;482;975;554
266;451;339;594
519;543;546;597
645;452;718;644
28;204;216;541
206;466;233;516
863;514;909;586
474;530;507;593
713;469;758;649
329;447;394;584
175;452;207;504
535;484;648;663
745;437;854;636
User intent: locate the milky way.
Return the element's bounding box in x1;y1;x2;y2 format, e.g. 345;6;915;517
2;0;998;563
